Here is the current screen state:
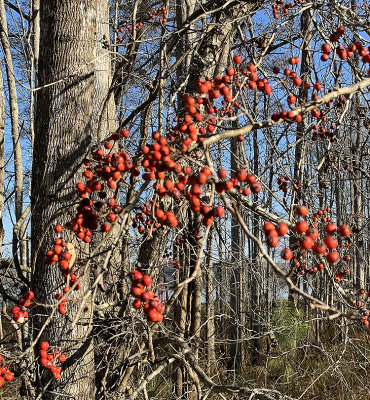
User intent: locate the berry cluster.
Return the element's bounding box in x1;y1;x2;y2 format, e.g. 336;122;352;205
129;270;165;322
141;131;229;229
116;6;168;44
355;289;370;326
39;342;66;380
263;220;290;249
295;206;351;265
132;202;162;235
277;175;300;193
217;168;261;196
11;290;34;323
328;25;346;44
265;205;353;265
45;227;80;314
0;355;14;387
66;132;133;241
319;26;370;63
311;123;337;142
116;22;144;43
263;206;370;326
272;0;303;19
171;61;271;148
147;6;167;24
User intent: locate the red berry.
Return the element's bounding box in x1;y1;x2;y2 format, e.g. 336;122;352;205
132;298;142;309
4;372;13;381
281;248;293;260
295;205;308;216
325;223;337;234
40;342;49;350
326;251;339;264
295;221;309;234
233;55;242;64
214;206;224;218
276;222;289;236
142;275;153;287
263;222;275;232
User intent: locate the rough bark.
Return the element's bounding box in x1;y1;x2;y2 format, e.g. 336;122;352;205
93;0;116;141
29;0;40;152
31;1;97;398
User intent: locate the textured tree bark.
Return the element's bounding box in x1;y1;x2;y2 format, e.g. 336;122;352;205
31;1;97;398
29;0;40;152
93;0;116;141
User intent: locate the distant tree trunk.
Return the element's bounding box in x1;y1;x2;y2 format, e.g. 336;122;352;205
251;124;262;365
173;238;190;399
206;226;216;375
352;111;364;290
93;0;116;141
29;0;40;152
0;59;4;268
31;2;97;398
350;0;364;291
229;126;242;371
90;0;120;307
0;0;27;281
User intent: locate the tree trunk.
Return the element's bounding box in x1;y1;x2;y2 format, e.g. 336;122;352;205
206;226;216;376
93;0;116;141
0;59;4;274
31;1;97;398
229;127;242;371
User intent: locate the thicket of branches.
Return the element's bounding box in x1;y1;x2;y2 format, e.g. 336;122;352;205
0;0;368;399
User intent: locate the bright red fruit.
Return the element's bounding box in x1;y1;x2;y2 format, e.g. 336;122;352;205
132;299;142;309
338;224;351;237
295;205;308;216
233;55;242;64
142;275;152;287
215;206;225;218
130;270;143;281
263;222;275;232
295;221;309;234
306;227;319;241
55;224;63;233
325;223;337;234
41;342;49;350
266;236;279;248
324;236;338;250
281;248;293;260
299;236;314;250
276;222;289;236
326;251;339;264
